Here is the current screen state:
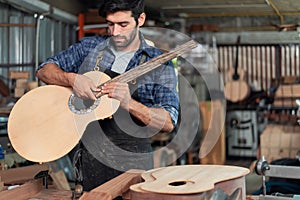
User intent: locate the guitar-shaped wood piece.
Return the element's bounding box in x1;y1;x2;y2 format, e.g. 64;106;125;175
8;40;198;162
130;165;249;199
224;36;250;103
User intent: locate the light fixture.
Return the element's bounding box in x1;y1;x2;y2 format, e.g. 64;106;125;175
6;0;77;23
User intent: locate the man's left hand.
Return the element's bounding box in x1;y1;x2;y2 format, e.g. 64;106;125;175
100;82;132;110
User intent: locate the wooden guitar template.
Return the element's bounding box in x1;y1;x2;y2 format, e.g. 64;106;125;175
130;165;249;199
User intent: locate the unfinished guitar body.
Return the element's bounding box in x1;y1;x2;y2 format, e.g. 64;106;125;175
8;71;120;162
130;165;249;200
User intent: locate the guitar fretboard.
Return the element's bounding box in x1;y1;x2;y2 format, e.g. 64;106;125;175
102;40;197;85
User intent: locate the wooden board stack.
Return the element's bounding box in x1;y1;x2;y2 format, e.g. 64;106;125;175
273;76;300;107
8;71;30;98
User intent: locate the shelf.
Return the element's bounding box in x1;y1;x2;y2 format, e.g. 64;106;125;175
77;10;107;40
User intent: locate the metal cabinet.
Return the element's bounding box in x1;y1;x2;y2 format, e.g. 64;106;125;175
226;110;258;158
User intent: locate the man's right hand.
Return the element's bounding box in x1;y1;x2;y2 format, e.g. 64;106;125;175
36;63;101;101
72;74;101;100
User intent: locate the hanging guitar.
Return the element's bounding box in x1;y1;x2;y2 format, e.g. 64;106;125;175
224;36;250;103
8;40;198;163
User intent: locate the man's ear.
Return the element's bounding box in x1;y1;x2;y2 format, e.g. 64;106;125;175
138;12;146;26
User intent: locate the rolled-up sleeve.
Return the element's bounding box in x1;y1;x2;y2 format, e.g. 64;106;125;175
138;61;179;127
154;62;179;126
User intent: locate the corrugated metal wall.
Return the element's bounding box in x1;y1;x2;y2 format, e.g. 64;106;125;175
39;18;75;62
0;2;76;86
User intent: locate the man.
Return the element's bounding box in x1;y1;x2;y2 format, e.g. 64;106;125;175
36;0;179;191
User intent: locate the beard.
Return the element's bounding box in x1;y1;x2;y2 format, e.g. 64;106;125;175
111;27;138;49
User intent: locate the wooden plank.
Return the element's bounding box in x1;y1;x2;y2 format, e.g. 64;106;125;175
80;169;144;200
0;179;42;200
282;75;299;84
80;191;112;200
8;71;30;79
275;84;300;98
32;189;72;200
260;124;300;162
272;98;298;107
27;81;38;91
0;164;49;185
15;79;28;88
189;24;219;32
49;170;70;190
14;87;25;98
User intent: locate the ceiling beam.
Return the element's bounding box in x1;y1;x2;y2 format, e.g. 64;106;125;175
162;4;268;10
180;11;300;18
266;0;284;24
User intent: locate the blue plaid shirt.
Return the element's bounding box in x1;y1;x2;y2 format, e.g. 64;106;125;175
38;33;179;126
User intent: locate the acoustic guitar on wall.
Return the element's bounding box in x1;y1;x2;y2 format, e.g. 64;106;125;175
224;36;250;103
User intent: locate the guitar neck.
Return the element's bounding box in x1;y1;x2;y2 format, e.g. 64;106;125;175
102;40;198;85
232;36;241;80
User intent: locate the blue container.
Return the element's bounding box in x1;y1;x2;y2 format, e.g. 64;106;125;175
0;145;4;159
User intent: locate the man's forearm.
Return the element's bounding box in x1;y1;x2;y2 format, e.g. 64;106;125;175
36;63;76;87
128;99;174;132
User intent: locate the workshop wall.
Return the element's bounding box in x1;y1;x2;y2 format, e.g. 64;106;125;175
0;2;76;91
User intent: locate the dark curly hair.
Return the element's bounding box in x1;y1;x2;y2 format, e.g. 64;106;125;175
98;0;145;25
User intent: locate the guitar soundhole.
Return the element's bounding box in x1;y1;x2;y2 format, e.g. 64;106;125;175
68;93;101;114
168;181;188;186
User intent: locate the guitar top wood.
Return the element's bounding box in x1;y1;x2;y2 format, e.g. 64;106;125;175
130;165;249;195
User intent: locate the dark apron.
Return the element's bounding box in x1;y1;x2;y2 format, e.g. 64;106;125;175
77;68;154;191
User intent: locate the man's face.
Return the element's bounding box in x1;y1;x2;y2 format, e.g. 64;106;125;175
106;11;139;49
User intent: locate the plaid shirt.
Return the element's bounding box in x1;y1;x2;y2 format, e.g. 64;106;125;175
38;33;179;126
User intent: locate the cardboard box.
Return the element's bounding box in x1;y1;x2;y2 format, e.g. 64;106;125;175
260;124;300;162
